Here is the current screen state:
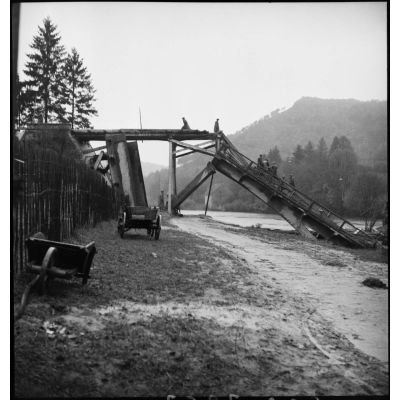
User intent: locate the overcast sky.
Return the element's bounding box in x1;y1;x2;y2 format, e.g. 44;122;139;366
18;2;387;166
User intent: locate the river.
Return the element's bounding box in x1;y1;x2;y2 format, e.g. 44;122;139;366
180;210;376;231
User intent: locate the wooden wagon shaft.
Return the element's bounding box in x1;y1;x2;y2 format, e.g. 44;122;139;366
28;264;78;279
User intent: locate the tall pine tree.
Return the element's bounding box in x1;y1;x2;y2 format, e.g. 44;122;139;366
267;146;282;165
60;48;97;128
24;17;66;123
15;74;37;127
304;141;315;160
293;144;305;163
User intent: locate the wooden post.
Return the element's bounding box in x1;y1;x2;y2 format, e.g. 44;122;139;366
168;141;177;214
205;173;214;216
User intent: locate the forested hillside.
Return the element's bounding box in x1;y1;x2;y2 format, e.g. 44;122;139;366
145;97;387;225
230;97;387;166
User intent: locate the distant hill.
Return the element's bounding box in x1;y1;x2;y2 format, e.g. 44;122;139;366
230;97;387;165
141;161;164;177
145;97;387;211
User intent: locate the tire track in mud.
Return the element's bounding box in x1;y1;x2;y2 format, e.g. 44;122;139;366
171;216;388;363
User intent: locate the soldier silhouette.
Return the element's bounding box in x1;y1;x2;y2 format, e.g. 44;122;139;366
214;118;220;133
181;117;190;130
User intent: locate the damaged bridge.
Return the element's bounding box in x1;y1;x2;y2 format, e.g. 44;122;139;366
24;123;375;249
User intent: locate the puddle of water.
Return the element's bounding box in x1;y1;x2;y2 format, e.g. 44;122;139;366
57;299;303;347
60;307;106;332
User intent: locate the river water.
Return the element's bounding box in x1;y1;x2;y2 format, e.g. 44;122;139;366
181;210;374;231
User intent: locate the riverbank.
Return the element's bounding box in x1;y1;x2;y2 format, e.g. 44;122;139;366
14;215;388;397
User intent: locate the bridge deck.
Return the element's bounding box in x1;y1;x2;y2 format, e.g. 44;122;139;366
72;129;218;141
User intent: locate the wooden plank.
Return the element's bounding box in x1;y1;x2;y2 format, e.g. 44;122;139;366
169;139;215;157
82;144;108;154
175;143;216;158
72;129;217;142
175;140;216;154
172;163;216;210
93;151;104;170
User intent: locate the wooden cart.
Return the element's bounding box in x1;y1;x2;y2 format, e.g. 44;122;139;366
25;236;96;286
117;205;161;239
15;235;97;320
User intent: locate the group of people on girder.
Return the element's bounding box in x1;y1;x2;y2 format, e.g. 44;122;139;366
257;153;295;186
181;117;221;133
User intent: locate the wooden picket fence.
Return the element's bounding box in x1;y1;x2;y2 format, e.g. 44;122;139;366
13;137;117;275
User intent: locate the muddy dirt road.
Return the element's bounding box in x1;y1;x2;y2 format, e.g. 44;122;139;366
14;217;388;397
172;216;388;363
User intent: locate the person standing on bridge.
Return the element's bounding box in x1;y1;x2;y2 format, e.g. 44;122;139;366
181;117;191;130
289;174;295;187
257;154;264;168
214;118;220;133
271;163;278;176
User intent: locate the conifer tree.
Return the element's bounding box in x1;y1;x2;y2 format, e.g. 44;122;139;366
293;144;305;163
316;138;328;158
304;141;315;159
23;17;66;123
60;48;97;128
15;74;37;127
328;136;358;211
267;146;282;165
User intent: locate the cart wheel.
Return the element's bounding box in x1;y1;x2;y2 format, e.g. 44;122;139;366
82;248;96;285
39;247;57;295
155;216;161;240
118;220;125;238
